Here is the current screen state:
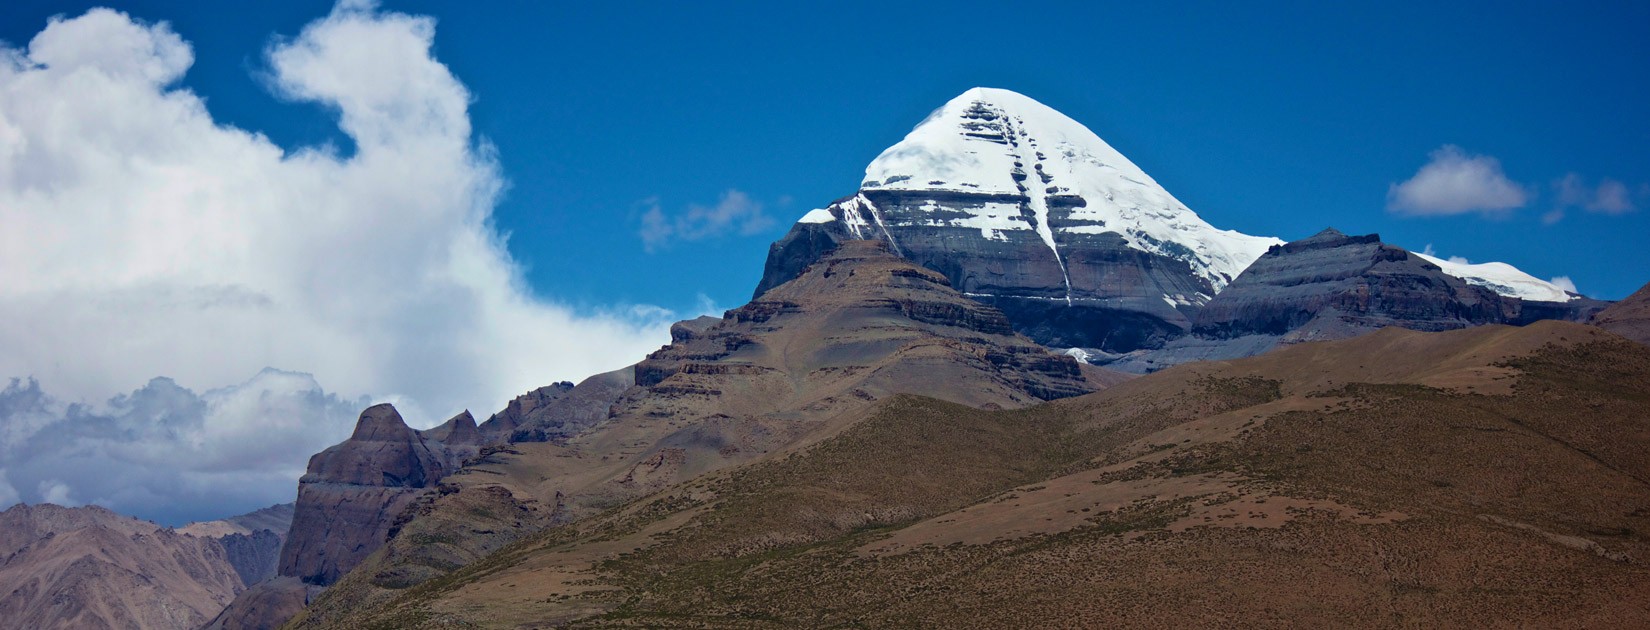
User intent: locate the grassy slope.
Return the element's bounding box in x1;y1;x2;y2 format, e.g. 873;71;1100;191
301;323;1650;628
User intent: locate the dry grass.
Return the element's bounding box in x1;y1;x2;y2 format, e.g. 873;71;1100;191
297;325;1650;629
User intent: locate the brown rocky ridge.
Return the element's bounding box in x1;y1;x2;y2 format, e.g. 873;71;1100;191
287;318;1650;628
1592;280;1650;346
0;504;247;630
263;240;1113;628
205;404;479;630
1101;228;1607;371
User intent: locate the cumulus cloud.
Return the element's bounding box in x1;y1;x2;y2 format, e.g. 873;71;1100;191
0;4;681;517
639;189;776;252
0;371;365;525
1387;145;1528;216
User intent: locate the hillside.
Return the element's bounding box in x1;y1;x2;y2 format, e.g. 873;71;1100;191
0;504;246;630
250;240;1110;628
1593;281;1650;346
301;320;1650;628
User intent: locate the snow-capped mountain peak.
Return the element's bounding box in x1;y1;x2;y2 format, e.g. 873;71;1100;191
760;87;1600;358
863;87;1154;196
855;87;1281;293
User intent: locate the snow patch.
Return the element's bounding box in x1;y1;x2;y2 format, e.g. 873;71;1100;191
1415;253;1577;303
925;200;1025;241
797;208;835;224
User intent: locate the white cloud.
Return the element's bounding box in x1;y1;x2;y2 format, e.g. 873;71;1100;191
0;372;366;525
1548;276;1578;294
639;189;776;252
1544;174;1639;224
40;481;75;507
1387;145;1528;216
693;293;724;317
0;3;682;515
1587;179;1635;215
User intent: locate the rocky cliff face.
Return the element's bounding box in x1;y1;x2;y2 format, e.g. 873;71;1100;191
215;529;283;588
423;409;483;466
279;404;453;586
757;88;1282;354
179;503;296;588
212;403;482;629
650;240;1094;405
0;504;245;630
478;367;634;444
1098;229;1607;371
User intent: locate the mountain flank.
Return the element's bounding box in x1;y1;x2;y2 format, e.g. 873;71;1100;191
1593;281;1650;345
214;240;1111;628
298;320;1650;628
0;504;247;630
1099;228;1606;371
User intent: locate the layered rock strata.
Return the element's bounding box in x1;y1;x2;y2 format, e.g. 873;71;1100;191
1099;228;1607;371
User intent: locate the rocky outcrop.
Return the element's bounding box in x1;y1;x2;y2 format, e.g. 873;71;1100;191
478;366;635;443
278;404;449;586
1592;281;1650;346
477;381;574;438
0;504;244;630
212;403;485;629
1098;229;1608;371
423;409;483;466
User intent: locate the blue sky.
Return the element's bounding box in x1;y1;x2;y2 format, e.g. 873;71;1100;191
0;1;1645;522
5;0;1647;307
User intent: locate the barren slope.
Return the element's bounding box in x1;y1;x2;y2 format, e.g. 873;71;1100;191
318;321;1650;628
282;241;1106;627
0;504;245;630
1593;281;1650;346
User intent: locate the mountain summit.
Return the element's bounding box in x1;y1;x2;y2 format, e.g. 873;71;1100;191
859;87;1282;292
761;87;1283;353
761;87;1593;359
